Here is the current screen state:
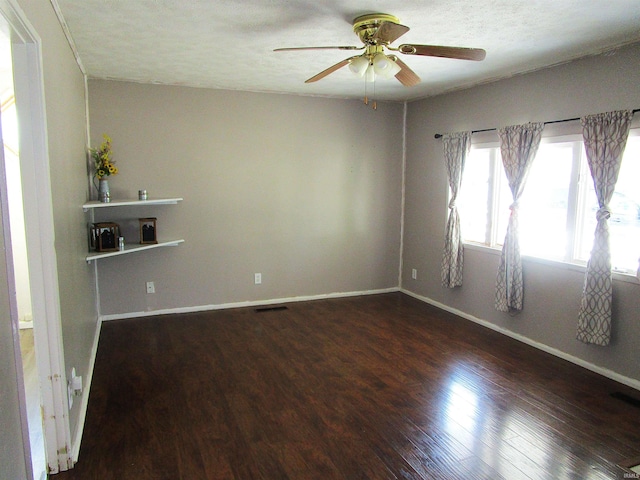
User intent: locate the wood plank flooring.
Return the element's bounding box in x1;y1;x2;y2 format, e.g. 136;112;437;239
53;293;640;479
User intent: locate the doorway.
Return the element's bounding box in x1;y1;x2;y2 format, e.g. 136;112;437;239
0;15;45;480
0;0;72;476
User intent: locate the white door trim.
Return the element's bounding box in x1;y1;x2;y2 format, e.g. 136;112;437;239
0;0;71;474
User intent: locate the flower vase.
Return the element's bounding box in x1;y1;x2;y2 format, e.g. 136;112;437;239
98;178;110;203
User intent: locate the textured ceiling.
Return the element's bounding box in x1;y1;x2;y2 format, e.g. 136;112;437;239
54;0;640;102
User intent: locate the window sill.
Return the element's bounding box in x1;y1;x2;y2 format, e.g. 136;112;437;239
463;242;639;285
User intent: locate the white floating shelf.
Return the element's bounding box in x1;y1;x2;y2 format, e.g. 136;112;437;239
85;239;185;263
83;197;183;211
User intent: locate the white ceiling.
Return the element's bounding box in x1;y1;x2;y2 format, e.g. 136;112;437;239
53;0;640;102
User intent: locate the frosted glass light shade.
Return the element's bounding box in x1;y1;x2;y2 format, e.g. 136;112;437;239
372;53;401;78
348;56;369;77
365;64;375;83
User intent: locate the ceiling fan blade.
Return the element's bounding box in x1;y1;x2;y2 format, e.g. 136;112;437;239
305;57;355;83
391;57;420;87
373;21;410;44
398;44;486;61
274;46;362;52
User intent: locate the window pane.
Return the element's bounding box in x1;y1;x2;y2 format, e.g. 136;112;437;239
459;148;490;243
577;135;640;273
495;162;511;246
456;130;639;276
610;135;640;272
576;153;598;261
519;143;573;260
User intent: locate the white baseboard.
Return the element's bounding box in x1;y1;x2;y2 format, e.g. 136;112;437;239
74;286;639;467
74;288;395;460
400;288;640;392
99;287;400;322
70;315;102;462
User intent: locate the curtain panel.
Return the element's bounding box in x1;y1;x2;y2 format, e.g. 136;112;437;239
577;110;633;346
495;122;544;312
441;132;471;288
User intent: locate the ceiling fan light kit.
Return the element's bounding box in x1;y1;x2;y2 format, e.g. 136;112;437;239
275;13;486;108
348;55;369;77
372;53;401;78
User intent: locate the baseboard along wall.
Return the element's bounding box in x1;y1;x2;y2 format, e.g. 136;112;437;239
400;288;640;392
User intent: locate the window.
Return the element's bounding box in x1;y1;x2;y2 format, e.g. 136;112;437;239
458;130;640;275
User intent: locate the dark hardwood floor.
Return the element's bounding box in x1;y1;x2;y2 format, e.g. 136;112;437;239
53;293;640;479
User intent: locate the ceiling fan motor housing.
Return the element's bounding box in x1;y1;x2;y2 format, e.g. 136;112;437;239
352;13;400;45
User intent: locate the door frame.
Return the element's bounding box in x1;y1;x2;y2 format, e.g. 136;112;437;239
0;0;71;474
0;73;34;480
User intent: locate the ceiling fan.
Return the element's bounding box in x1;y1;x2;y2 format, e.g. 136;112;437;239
274;13;486;87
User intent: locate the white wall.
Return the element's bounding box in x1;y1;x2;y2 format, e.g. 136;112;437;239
88;81;405;316
403;42;640;385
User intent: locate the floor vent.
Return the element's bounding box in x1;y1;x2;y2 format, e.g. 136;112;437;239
619;457;640;475
610;392;640;408
255;306;288;313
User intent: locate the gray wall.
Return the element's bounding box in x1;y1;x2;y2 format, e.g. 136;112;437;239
88;81;404;315
17;0;97;449
402;42;640;384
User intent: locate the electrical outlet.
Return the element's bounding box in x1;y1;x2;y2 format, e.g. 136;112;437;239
67;367;83;408
67;368;74;409
411;269;417;280
146;281;155;294
254;273;262;285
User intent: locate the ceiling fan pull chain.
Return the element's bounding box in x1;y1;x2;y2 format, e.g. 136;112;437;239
372;76;377;110
364;74;368;105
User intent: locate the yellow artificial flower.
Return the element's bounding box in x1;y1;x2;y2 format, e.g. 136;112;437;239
90;133;118;179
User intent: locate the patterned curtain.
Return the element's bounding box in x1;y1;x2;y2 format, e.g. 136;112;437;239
441;132;471;288
577;110;633;346
495;123;544;312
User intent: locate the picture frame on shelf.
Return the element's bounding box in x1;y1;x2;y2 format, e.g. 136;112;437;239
139;217;158;244
90;222;120;252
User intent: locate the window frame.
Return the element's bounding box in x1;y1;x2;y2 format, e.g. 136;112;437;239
458;129;640;284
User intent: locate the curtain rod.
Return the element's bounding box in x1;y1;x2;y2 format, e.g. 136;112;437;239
433;108;640;139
